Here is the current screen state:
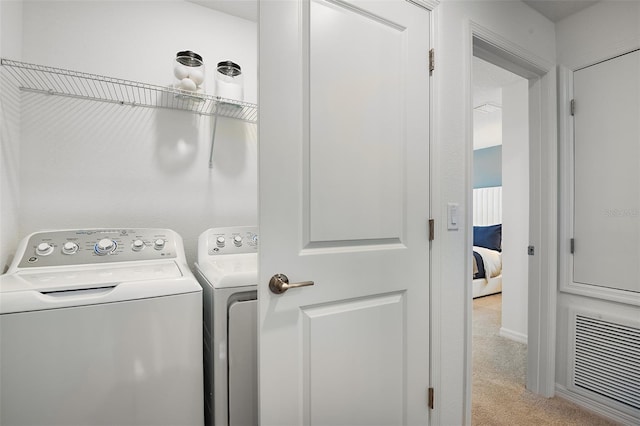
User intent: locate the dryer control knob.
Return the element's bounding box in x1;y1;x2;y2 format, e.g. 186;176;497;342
132;239;145;252
62;242;79;255
233;235;243;247
36;242;54;256
216;236;226;248
154;239;166;250
95;238;116;255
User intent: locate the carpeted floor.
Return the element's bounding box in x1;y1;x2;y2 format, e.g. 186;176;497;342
472;294;619;426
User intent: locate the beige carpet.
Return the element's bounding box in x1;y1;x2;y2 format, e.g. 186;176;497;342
472;294;619;426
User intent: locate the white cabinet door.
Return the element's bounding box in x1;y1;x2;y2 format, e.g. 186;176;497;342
258;0;431;424
573;49;640;293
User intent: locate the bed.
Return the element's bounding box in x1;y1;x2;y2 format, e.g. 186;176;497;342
472;186;502;298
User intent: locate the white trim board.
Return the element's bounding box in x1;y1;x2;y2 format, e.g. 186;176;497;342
499;327;527;344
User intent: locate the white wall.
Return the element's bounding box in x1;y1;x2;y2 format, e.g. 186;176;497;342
0;0;23;272
555;1;639;419
433;2;555;423
9;1;257;266
556;0;640;70
500;78;528;343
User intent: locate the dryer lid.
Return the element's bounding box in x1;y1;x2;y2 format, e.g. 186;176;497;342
195;253;257;289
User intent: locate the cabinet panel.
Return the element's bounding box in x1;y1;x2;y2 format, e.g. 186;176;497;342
573;50;639;293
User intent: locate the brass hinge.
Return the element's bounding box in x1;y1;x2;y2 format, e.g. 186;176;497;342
570;99;575;116
428;219;435;241
570;238;575;254
429;49;435;74
428;387;434;409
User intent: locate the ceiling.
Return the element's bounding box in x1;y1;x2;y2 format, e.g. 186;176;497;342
473;57;526;150
473;57;523;109
187;0;257;22
522;0;600;22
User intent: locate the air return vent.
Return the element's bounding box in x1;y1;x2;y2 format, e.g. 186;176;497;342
572;314;640;412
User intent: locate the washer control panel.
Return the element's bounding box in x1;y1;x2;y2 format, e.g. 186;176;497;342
203;226;258;256
16;229;178;268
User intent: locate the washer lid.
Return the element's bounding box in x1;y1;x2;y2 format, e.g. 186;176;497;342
0;261;201;314
195;253;257;289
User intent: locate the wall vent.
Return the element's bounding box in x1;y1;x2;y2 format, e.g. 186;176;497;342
572;314;640;412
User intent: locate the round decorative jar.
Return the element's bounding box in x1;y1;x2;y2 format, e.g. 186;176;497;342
215;60;243;101
173;50;205;93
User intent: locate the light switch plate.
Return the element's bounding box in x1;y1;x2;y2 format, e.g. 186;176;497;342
447;203;459;230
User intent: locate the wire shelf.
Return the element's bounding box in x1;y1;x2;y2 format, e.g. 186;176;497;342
0;58;257;123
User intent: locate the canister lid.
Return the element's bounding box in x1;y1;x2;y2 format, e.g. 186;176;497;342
176;50;203;66
217;61;242;76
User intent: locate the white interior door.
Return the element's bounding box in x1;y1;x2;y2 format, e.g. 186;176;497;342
258;0;431;424
573;49;640;293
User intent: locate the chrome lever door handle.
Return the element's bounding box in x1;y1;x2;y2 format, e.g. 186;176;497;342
269;273;314;294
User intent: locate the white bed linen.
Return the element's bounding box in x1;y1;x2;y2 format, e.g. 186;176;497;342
473;246;502;278
472;246;502;298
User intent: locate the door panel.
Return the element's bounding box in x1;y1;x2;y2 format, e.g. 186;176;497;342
309;0;405;243
259;0;431;424
573;50;640;293
302;292;405;425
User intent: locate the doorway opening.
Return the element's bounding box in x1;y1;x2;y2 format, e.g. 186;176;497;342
471;55;529;419
467;28;558;416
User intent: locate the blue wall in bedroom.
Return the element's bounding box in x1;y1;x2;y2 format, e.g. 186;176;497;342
474;145;502;188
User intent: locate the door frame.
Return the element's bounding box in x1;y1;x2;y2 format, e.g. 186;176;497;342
467;22;558;400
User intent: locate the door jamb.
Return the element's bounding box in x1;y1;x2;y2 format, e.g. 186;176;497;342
467;22;558;400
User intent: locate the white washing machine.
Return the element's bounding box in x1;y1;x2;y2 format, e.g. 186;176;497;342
194;226;258;426
0;228;204;425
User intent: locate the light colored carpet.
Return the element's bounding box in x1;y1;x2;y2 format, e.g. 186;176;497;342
471;294;619;426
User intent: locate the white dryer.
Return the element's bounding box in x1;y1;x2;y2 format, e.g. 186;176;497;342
0;228;203;426
194;226;258;426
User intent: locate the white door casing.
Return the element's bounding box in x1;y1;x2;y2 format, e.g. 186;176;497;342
259;0;431;424
470;24;558;401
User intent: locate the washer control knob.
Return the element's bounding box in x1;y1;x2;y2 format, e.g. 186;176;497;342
95;238;116;256
154;239;166;250
233;235;243;247
216;236;226;248
36;242;54;256
132;239;145;252
62;242;79;255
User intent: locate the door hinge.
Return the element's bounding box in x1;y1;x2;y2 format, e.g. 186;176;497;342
570;99;575;116
428;219;435;241
428;387;434;409
570;238;575;254
528;245;535;256
429;49;435;75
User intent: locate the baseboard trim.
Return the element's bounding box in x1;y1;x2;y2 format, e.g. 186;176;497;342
555;384;639;426
499;327;527;344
